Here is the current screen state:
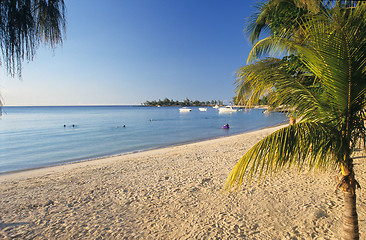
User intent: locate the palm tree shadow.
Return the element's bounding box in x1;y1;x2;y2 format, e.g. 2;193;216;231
353;156;365;160
352;147;366;161
0;222;30;230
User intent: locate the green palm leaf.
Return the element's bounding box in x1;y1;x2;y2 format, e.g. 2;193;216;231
230;2;366;189
225;122;343;189
231;2;366;238
236;56;332;122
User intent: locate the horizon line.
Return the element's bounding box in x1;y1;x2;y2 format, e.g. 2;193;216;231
2;104;143;107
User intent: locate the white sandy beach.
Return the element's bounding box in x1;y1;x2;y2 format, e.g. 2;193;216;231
0;125;365;239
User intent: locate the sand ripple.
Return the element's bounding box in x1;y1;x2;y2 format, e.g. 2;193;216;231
1;125;365;239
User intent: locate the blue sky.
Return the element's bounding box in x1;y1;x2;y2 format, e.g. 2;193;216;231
1;0;258;106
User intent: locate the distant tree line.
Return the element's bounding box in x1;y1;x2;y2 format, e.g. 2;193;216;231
142;98;223;107
232;96;269;106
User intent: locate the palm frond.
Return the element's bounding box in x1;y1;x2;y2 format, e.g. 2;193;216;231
35;0;66;47
235;58;280;106
225;122;343;189
236;56;332;121
293;5;366;110
0;0;66;77
246;4;366;114
245;1;272;44
247;35;300;63
246;0;313;45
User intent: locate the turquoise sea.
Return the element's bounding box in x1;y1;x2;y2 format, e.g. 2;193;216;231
0;106;287;174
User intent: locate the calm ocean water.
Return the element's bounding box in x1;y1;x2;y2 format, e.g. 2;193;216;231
0;106;287;174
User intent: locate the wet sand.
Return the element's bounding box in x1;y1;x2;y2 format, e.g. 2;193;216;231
1;125;365;239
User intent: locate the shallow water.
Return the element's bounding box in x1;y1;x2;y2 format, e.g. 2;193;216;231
0;106;287;173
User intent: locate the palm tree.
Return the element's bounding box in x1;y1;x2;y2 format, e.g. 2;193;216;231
226;3;366;240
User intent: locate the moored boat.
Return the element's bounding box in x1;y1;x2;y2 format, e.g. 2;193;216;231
179;107;192;112
218;106;238;113
198;107;207;112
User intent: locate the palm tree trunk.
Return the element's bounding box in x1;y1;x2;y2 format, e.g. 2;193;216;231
340;163;359;240
342;192;359;240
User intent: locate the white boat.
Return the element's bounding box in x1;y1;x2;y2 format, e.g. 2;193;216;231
218;106;238;113
179;107;192;112
198;107;207;112
213;104;219;109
